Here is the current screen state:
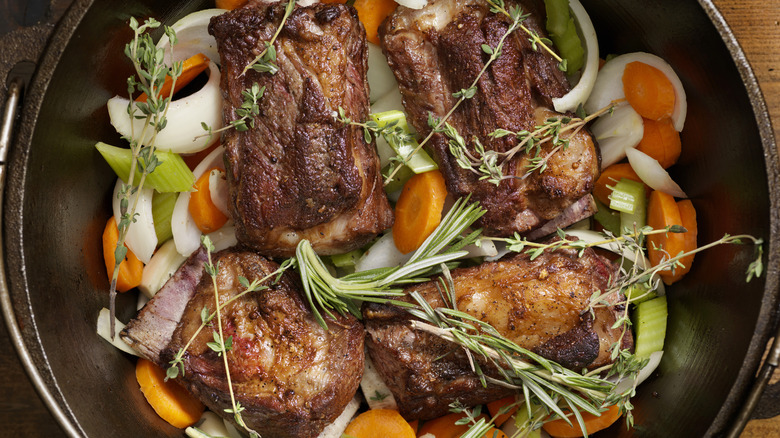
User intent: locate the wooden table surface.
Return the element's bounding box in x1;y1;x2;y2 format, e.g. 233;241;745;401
0;0;779;436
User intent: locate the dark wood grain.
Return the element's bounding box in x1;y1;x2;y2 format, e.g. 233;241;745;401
0;0;778;437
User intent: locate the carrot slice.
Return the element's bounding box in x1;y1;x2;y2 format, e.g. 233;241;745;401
102;216;144;293
622;61;676;121
343;409;416;438
542;405;621;438
393;170;448;254
215;0;249;10
664;199;698;284
593;163;647;206
137;53;210;103
189;168;229;234
636;118;681;169
135;358;204;428
646;190;687;285
320;0;398;45
417;412;507;438
487;396;518;428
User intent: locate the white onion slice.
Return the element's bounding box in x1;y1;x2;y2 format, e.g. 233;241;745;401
208;225;238;252
625;148;687;198
136;293;149;311
317;397;361;438
96;308;138;356
370;87;405;115
368;43;399;103
361;355;398;410
355;232;411;272
395;0;428;8
208;169;230;217
590;104;644;169
566;229;666;297
612;350;664;394
552;0;599;113
156;9;226;65
172;146;226;256
107;61;222;154
138;239;187;298
187;412;231;438
112;179;157;263
584;52;687;131
463;238;498;258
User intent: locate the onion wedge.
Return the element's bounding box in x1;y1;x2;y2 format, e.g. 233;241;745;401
552;0;599;113
612;350;664;395
156;9;226;65
368;43;399;103
112;179;157;264
590;104;644;169
626;148;687;198
208;169;230;217
107;61;222;154
97;308;138;356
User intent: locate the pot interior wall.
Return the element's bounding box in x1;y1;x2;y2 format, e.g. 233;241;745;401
5;0;775;436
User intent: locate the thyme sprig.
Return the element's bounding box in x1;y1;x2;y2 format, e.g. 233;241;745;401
383;2;549;186
198;82;264;141
241;0;297;76
294;197;486;328
109;18;182;337
486;0;565;70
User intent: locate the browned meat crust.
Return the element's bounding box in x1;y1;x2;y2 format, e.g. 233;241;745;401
210;1;393;257
125;248;364;438
363;239;632;420
379;0;599;237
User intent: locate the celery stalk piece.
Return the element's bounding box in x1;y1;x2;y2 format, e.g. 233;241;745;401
152;191;177;244
370;110;438;174
330;249;364;268
608;178;646;214
633;296;668;359
625;284;657;305
593;198;621;236
383;163;414;195
95;142;195;193
544;0;585;73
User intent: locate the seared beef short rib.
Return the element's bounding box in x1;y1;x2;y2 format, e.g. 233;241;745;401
363;239;632;420
122;248;364;438
380;0;600;237
209;1;393;257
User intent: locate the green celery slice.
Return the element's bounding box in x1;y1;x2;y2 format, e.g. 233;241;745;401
633;295;668;359
625;284;657;305
152;191;177;244
95;142;195;193
370;111;437;174
330;249;364;268
544;0;585;73
593;198;621;236
609;178;646;214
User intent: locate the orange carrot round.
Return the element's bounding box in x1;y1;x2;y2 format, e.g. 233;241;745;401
137;53;211;103
593;163;647;206
102;216;144;293
417;412;506;438
343;409;416;438
135;358;204;428
393;170;448;254
636;118;681;169
215;0;249;11
487;396;518;428
646;190;687;285
543;405;621;438
320;0;398;45
189;168;229;234
664;199;698;284
622;61;676;121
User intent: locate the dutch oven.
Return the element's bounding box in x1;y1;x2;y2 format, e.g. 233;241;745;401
0;0;778;436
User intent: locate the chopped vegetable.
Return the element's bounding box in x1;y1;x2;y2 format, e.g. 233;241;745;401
102;216;144;293
138;239;187;298
137;53;211;102
96;142;195;193
646;190;687;284
633;296;668;359
625;148;686;198
342;409;416;438
487;395;519;427
215;0;248;10
542;404;621;437
551;0;599;112
321;0;398;45
608;178;645;215
593;198;621;236
152;191;177;244
392;170;448;254
673;199;698;282
590;104;644;169
417;412;507;438
622;61;676;121
330;248;364;268
636;117;681;169
371;110;438;175
593;163;646;206
96;308;138;356
135;358;204;428
188;168;229;234
544;0;585;73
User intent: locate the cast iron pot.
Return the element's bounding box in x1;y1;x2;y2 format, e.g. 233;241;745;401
1;0;778;436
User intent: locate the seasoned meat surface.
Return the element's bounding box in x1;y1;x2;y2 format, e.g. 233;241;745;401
363;240;632;419
380;0;599;237
210;1;393;257
123;248;364;438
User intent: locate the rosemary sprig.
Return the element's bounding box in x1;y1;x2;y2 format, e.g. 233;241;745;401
109;18;182;337
294;196;486;328
241;0;297;76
